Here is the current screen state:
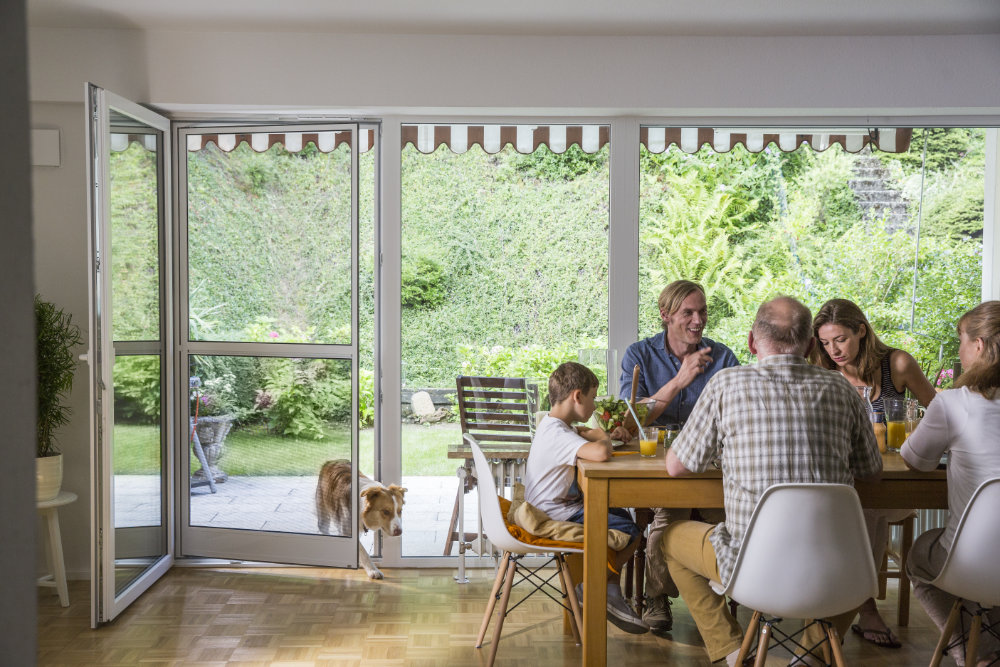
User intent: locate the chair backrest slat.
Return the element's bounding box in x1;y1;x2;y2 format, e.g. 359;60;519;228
456;376;539;438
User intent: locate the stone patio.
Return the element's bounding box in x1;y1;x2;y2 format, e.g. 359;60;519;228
115;472;483;559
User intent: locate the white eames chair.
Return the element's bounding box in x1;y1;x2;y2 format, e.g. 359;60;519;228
467;434;583;667
713;483;878;667
916;478;1000;667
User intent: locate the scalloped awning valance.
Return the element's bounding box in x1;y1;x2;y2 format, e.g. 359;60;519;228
401;124;611;154
110;133;158;152
396;124;912;155
641;127;912;154
182;129;376;154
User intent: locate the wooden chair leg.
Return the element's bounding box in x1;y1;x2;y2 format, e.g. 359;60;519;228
826;623;847;667
623;549;634;601
476;552;511;648
486;558;517;667
967;610;983;667
753;622;771;667
930;600;963;667
877;547;889;599
736;610;760;664
897;515;914;626
444;479;462;556
557;555;583;644
635;540;647;616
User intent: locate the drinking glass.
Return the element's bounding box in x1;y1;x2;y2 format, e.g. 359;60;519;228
905;398;921;437
871;410;887;453
884;398;908;452
638;427;657;457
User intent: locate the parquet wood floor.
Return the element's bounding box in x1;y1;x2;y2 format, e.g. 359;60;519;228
38;566;945;666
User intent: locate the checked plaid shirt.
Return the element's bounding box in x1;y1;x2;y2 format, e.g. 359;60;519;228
670;354;882;585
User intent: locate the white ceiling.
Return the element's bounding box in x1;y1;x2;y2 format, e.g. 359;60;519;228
27;0;1000;36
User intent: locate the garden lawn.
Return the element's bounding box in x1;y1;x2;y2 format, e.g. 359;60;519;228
113;422;462;477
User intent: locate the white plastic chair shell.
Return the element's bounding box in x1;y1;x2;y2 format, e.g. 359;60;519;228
926;477;1000;608
716;483;878;620
466;433;582;556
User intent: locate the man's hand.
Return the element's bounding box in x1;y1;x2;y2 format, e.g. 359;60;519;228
608;425;631;442
671;346;713;391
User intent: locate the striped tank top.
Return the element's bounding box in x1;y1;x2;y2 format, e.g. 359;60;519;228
871;351;903;412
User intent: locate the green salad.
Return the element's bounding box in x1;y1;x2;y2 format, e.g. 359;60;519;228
593;396;649;432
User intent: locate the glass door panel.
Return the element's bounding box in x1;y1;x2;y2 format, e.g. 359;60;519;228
87;85;173;625
179;125;360;567
112;354;164;594
398;132;611;559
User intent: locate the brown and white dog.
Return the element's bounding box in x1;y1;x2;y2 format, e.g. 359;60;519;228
316;459;406;579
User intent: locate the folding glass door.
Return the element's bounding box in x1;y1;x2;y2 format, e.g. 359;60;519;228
176;124;364;566
87;85;173;625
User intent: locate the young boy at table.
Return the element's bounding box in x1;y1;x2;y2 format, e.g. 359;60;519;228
524;361;649;634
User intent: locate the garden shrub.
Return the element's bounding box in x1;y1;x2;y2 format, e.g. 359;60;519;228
114;355;161;423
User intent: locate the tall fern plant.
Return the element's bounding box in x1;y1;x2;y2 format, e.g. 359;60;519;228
35;295;83;458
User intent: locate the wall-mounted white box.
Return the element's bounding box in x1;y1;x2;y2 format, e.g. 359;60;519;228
31;129;61;167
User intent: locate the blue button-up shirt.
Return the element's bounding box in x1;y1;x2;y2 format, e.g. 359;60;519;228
618;331;740;426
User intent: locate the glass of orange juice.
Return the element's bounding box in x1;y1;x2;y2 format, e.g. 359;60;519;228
639;428;657;457
884;398;908;452
871;411;887;453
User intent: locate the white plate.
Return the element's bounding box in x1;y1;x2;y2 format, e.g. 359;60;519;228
611;439;626;448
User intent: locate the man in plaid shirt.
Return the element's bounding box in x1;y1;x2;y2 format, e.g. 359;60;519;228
662;296;882;666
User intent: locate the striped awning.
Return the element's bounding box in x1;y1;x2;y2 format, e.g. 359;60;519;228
640;127;912;154
402;124;610;154
185;129;375;153
110;133;157;152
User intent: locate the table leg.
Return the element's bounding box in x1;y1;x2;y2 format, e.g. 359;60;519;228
42;507;69;607
582;476;608;666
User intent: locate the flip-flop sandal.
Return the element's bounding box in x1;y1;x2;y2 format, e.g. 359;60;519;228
851;623;902;649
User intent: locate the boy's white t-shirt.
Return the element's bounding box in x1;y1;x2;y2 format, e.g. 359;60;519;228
524;414;588;521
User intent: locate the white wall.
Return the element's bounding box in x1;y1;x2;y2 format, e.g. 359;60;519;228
26;25;1000;579
30;29;1000;116
31;102;93;579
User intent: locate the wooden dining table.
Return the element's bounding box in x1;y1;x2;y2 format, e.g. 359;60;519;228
576;445;948;666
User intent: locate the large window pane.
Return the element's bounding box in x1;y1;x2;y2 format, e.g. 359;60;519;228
112;354;164;594
638;128;985;377
187;355;368;534
400;137;610;557
110;134;160;341
186;142;353;344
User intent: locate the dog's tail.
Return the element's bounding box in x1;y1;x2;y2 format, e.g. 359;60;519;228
316;459;352;535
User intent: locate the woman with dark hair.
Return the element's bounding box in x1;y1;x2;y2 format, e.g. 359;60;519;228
813;298;937;648
902;301;1000;666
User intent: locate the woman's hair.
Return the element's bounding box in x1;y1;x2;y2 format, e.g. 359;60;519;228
657;280;705;331
548;361;599;406
812;298;891;387
954;301;1000;399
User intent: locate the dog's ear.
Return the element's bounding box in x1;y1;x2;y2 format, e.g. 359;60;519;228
387;485;407;504
360;487;382;503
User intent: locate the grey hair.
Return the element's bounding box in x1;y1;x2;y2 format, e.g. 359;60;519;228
752;296;813;354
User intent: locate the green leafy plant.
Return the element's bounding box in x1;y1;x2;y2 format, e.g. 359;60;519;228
114;356;161;422
35;295;83;458
401;255;448;309
192;373;241;417
259;358;349;439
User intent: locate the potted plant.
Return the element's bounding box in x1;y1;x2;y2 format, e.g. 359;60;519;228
35;295;83;501
190;373;238;484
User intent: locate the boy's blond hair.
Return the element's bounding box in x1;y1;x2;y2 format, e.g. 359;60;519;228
548;361;599;407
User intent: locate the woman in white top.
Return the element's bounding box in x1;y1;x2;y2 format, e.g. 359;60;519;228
902;301;1000;667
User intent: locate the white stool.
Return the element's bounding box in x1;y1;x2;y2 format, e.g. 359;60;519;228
37;490;77;607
